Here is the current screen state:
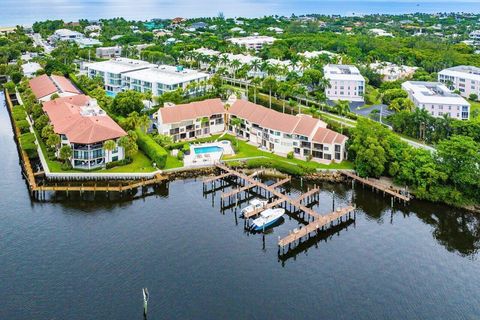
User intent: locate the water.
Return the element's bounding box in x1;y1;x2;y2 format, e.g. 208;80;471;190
1;93;480;319
2;1;480;26
194;145;223;154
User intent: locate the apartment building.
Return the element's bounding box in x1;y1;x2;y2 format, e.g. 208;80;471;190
96;46;122;59
42;95;127;169
324;64;365;102
229;100;348;163
156;99;225;141
84;58;209;96
438;65;480;99
228;36;276;51
402;81;470;120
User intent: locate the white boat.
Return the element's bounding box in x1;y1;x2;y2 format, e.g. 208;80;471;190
241;199;268;216
251;208;285;231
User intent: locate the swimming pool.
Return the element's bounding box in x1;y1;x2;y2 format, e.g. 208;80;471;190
194;146;223;154
106;91;116;98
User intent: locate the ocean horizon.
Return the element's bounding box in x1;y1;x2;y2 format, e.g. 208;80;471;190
2;0;480;26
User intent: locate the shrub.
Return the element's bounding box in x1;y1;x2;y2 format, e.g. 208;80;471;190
287;151;294;159
182;143;190;153
19;132;38;159
105;158;133;169
244;158;312;176
177;150;184;160
136;129;167;168
17;119;30;133
61;161;73;171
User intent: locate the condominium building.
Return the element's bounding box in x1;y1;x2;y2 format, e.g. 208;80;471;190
83;58;209;96
156;99;225;141
324;64;365;102
369;62;417;82
50;29;84;42
229;100;348;163
29;74;81;101
96;46;122;59
228;36;276;51
42;95;127;169
438;65;480;99
402;81;470;120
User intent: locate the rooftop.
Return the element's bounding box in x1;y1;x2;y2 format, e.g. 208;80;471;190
84;58;153;74
124;65;209;85
29;74;81;99
159;98;225;124
440;65;480;81
324;64;365;81
402;81;470;105
42;95;126;144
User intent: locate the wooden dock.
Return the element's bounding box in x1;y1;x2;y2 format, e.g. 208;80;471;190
210;164;356;251
341;171;411;202
278;205;355;248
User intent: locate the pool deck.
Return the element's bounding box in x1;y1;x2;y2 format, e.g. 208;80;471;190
184;141;234;167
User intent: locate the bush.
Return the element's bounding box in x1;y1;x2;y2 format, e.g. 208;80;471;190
105;157;133;169
19;132;38;159
244;158;313;176
61;161;73;171
177;150;184;160
287;151;294;159
17;119;30;133
136;129;167;168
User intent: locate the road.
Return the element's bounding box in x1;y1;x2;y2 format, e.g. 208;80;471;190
30;33;53;54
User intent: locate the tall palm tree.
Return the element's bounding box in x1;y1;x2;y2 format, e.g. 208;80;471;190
230;59;241;79
103;140;116;162
250;59;262;77
277;82;291;113
138;114;151;133
251;77;262;104
262;76;277;108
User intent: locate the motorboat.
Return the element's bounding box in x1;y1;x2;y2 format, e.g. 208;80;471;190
241;199;268;216
251;208;285;231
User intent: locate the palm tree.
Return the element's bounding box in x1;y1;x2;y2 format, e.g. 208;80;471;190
262;76;277;108
251;77;262;104
138;114;151;133
335;100;350;134
230;59;242;79
294;85;307;113
103;140;116;162
219;54;229;69
230;117;243;146
277;82;291;113
250;59;262;77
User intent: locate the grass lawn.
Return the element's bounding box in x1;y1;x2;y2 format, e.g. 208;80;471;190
221;134;353;170
164;155;184;169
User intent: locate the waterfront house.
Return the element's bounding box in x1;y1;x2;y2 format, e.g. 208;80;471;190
438;65;480;99
29;74;81;101
228;100;348;163
324;64;365;102
402;81;470;120
42;95;127;169
156;99;225;141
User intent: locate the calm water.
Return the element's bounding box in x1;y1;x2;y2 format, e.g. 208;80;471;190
1;93;480;319
2;1;480;25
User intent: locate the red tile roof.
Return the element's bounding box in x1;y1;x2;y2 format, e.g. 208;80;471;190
42;95;126;144
159;98;225;124
312;127;347;145
29;74;57;99
29;74;80;99
229;100;325;136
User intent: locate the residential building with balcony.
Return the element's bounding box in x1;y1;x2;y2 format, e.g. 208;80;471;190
42;95;127;170
156;99;225;141
324;64;365;102
438;65;480;99
228;100;348;163
402;81;470;120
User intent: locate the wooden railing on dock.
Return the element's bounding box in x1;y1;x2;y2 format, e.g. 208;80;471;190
341;171;411;202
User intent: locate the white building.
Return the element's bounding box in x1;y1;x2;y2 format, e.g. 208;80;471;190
21;62;42;78
369;28;394;37
156;98;226;141
369;62;417;82
324;64;365;102
229;100;348;163
299;51;338;60
469;30;480;42
267;27;283;34
228;36;276;51
96;46;122;59
50;29;84;42
438;65;480;99
84;58;210;97
75;38;102;48
402;81;470;120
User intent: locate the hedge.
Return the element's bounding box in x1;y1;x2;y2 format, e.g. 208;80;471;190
105;157;133;169
136;129;167;168
17;119;30;133
19;132;38;159
244;158;314;176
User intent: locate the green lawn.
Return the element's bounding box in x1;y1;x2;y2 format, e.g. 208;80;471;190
164;154;184;169
221;134;353;170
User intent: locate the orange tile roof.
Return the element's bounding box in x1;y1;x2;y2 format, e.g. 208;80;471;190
229;100;324;136
29;74;57;99
29;74;80;99
159;98;225;124
42;95;126;144
312;127;347;145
